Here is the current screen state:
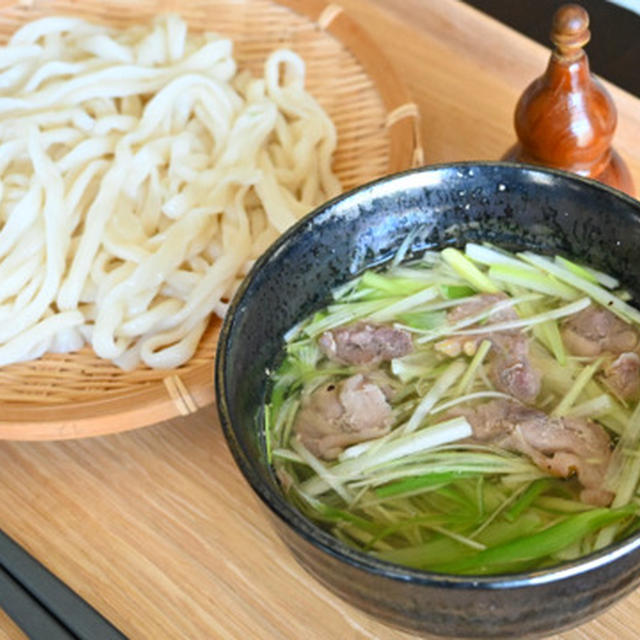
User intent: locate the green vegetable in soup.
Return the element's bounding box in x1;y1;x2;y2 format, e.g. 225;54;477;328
265;243;640;574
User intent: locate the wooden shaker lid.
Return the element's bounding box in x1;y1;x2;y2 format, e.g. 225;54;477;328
503;3;634;196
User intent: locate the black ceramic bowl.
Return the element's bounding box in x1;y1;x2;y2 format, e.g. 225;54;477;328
215;162;640;639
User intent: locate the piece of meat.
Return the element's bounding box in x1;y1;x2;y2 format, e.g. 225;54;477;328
319;322;413;365
293;374;393;460
562;305;640;400
562;305;639;357
486;332;540;405
435;293;519;357
447;293;519;326
602;352;640;401
449;399;613;506
435;293;541;403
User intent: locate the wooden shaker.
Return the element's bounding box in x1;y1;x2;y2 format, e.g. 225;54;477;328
503;3;634;196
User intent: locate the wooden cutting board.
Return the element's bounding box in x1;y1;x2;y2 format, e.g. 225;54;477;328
2;1;640;639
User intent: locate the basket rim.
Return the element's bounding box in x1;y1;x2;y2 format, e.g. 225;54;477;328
0;0;421;439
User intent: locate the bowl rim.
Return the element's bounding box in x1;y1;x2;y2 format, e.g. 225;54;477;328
215;160;640;589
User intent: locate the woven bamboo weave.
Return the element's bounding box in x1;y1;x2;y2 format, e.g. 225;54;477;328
0;0;421;439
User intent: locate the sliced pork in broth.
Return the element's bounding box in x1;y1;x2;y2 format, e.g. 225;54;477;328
266;244;640;574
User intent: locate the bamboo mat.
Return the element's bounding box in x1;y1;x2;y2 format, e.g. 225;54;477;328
2;1;640;639
0;0;419;439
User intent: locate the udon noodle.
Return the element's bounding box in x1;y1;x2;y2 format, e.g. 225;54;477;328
0;14;340;369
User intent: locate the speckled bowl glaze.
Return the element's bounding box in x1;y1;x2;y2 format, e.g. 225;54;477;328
215;162;640;639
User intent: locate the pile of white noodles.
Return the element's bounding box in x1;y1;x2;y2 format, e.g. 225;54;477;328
0;14;340;369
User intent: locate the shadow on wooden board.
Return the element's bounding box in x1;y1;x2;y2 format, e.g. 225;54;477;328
463;0;640;98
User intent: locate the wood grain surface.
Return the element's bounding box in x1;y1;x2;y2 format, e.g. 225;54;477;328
0;609;25;640
2;1;640;639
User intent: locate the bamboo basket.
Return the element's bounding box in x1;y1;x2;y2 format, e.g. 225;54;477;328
0;0;422;440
